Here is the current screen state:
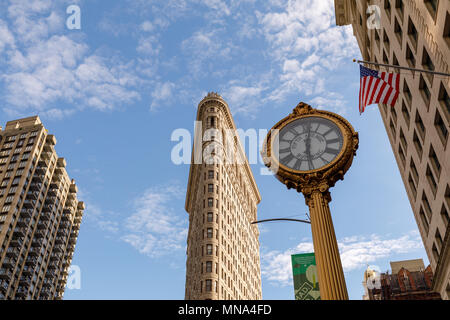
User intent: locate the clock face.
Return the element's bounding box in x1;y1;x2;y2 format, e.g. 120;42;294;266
276;117;344;171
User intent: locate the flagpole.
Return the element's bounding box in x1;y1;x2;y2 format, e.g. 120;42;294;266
354;59;450;77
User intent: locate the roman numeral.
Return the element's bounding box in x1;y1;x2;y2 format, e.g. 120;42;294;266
325;147;339;155
326;138;340;144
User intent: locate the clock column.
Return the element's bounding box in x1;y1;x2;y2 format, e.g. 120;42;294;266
303;183;348;300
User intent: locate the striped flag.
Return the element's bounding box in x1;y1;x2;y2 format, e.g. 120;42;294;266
359;65;400;114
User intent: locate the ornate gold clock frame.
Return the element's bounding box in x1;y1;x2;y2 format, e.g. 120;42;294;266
262;102;359;300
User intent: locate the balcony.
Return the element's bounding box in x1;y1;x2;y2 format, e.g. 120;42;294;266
20;209;33;218
26;191;39;200
53;245;64;253
50;253;62;261
68;237;76;245
40;152;52;160
3;257;16;268
23;199;36;209
47;261;59;270
15;287;28;297
47;188;57;197
42;279;53;288
37;221;49;230
16;218;30;227
33;230;45;239
9;238;23;248
45;196;57;205
39;212;51;221
57;229;69;237
21;266;34;276
13;228;26;239
34;166;46;175
5;248;19;258
53;167;63;177
29;182;42;191
45;270;57;278
28;247;40;256
54;236;65;245
25;257;38;266
0;268;13;280
19;276;32;286
32;175;43;183
31;238;44;247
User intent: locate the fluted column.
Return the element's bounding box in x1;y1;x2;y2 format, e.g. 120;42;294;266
306;189;348;300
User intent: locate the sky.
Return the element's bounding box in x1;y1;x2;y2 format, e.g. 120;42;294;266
0;0;429;300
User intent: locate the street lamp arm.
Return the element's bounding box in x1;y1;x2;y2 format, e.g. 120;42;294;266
251;218;311;225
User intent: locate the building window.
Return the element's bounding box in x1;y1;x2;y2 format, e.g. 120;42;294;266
402;100;410;126
419;75;431;108
432;243;439;263
403;80;412;107
206;261;212;273
441;204;449;228
428;144;441;180
383;31;390;55
395;0;404;20
424;0;439;20
390;119;396;138
399;145;406;167
207;212;213;222
444;12;450;48
410;158;419;184
394;18;402;47
206;244;213;255
438;83;449;121
434;110;448;145
406;44;415;68
407;17;418;50
208;184;213;193
208;170;214;179
419;206;429;234
384;0;391;20
207;228;213;238
408;173;417;198
415;111;426;140
206;279;212;292
426;165;437;196
208;198;213;207
422;192;433;221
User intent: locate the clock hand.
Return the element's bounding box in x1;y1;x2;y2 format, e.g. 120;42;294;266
306;124;311;162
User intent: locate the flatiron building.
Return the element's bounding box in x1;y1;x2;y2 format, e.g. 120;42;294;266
184;93;262;300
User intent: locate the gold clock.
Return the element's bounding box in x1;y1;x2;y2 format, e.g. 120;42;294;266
262;101;359;300
262;102;358;194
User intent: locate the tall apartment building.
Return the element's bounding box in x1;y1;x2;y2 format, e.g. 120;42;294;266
184;93;262;300
362;259;441;300
0;116;84;300
335;0;450;299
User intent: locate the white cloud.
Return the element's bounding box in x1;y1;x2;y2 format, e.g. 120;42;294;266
257;0;359;105
122;185;188;258
261;231;424;286
150;81;176;110
1;1;141;116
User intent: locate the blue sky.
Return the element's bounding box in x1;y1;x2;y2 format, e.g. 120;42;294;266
0;0;428;300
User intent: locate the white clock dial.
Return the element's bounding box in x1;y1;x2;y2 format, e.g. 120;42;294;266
277;117;344;171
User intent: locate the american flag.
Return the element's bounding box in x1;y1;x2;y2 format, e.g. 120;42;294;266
359;65;400;114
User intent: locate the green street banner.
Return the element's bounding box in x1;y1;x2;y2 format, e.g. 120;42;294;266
291;253;320;300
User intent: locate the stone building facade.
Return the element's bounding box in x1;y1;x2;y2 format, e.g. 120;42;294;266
335;0;450;299
184;93;262;300
0;116;84;300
